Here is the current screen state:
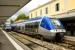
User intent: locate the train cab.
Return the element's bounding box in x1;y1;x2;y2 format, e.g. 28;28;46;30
38;17;66;40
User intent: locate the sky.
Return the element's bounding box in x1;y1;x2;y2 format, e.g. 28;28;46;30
7;0;51;21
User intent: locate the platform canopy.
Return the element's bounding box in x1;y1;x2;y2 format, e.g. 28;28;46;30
0;0;30;24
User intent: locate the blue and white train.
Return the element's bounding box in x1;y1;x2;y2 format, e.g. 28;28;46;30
10;16;66;41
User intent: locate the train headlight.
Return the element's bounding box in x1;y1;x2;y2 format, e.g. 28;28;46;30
62;29;66;32
50;29;66;32
55;30;57;31
50;29;56;32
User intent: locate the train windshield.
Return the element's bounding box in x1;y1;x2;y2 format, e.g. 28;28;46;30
51;19;63;29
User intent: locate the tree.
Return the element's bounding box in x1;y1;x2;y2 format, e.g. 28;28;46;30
10;19;14;24
15;13;29;21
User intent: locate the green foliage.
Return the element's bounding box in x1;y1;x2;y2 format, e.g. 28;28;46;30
10;19;14;24
15;13;29;21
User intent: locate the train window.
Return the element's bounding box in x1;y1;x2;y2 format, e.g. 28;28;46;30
22;26;24;31
52;19;61;25
51;19;62;29
17;26;20;30
25;22;40;32
40;18;51;30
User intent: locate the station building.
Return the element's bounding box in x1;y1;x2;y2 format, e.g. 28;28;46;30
29;0;75;36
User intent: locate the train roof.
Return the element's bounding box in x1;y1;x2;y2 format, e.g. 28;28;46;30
23;16;57;22
11;16;58;26
24;17;42;22
23;16;58;22
11;17;43;26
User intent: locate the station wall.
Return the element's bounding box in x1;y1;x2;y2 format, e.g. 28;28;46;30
29;0;75;18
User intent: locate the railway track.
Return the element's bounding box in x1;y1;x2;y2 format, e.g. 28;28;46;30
8;32;50;50
8;31;74;50
54;41;75;50
64;36;75;46
51;36;75;50
62;36;75;50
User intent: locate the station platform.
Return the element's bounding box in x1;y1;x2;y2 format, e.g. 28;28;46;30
0;28;30;50
0;29;16;50
0;29;25;50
